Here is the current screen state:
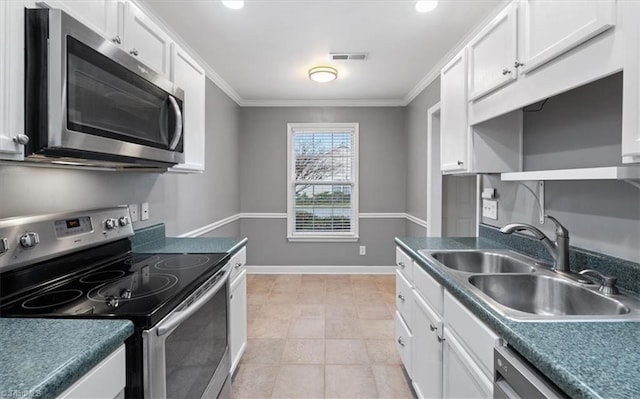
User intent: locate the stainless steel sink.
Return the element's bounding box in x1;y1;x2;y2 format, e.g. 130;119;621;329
468;274;630;317
427;251;537;273
416;248;640;321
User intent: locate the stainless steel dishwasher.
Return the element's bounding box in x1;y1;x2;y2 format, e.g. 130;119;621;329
494;345;568;398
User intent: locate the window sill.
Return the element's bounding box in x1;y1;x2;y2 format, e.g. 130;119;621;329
287;236;360;243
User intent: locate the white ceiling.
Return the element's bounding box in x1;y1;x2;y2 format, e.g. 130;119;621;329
139;0;504;106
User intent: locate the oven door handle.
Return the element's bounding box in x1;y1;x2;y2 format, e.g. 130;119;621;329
168;95;183;151
156;265;229;337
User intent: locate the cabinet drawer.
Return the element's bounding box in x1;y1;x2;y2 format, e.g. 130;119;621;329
444;291;499;378
229;246;247;282
395;310;413;377
57;345;126;399
413;263;443;315
395;247;413;281
395;270;413;330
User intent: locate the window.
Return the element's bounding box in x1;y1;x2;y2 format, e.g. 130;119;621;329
287;123;359;241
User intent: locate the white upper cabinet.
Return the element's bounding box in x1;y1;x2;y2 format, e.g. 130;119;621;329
0;0;25;160
468;3;518;101
440;49;469;173
40;0;120;43
519;0;616;75
170;44;206;173
123;1;172;77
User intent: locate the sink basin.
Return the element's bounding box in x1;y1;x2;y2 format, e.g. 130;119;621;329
468;274;630;316
425;251;537;273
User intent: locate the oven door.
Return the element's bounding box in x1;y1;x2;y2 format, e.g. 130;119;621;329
143;265;230;399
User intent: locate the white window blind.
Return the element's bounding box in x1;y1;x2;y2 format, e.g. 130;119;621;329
287;123;359;241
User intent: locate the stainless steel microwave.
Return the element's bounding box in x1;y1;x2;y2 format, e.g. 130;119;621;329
24;8;185;170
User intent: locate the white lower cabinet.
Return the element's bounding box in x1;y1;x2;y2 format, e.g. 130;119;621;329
229;246;248;375
57;345;126;399
394;246;500;399
394;310;413;377
443;327;493;399
411;291;443;399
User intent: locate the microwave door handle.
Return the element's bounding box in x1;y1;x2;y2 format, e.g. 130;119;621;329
156;265;229;337
168;95;183;150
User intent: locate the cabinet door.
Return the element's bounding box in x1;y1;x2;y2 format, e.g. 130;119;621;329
40;0;119;42
520;0;616;74
442;328;493;399
123;2;172;76
395;270;413;330
0;0;25;160
440;49;469;173
170;44;206;172
411;291;443;399
468;4;518;100
394;310;413;377
229;269;247;375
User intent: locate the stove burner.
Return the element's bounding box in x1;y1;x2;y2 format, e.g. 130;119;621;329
79;270;126;284
87;274;178;303
154;255;211;270
22;289;84;310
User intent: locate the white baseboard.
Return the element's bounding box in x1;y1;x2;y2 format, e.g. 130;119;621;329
245;265;396;274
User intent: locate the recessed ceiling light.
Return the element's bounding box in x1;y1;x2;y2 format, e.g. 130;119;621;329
222;0;244;10
415;0;438;13
308;66;338;83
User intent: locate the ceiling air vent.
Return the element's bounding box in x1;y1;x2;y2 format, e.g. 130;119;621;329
330;53;368;61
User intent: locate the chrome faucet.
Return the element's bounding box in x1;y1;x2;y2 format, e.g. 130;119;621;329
499;215;570;273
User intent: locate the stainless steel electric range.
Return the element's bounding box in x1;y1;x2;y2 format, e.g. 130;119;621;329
0;207;232;399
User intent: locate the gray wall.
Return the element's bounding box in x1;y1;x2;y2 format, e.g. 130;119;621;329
238;107;407;266
482;73;640;263
0;79;241;237
405;77;441;236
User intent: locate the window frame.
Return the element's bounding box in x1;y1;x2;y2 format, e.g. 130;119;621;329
286;122;359;242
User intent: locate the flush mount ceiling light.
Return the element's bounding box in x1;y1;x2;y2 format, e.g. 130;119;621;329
415;0;438;13
308;66;338;83
222;0;244;10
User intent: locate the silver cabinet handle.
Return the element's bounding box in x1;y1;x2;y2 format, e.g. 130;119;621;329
397;337;405;347
168;95;183;150
397;261;405;268
502;68;512;75
397;294;405;302
130;48;139;56
13;134;29;145
112;35;121;44
437;335;445;343
429;324;437;332
234;262;242;270
457;160;464;166
514;61;524;68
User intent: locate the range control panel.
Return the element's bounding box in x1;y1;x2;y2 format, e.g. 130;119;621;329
0;207;134;272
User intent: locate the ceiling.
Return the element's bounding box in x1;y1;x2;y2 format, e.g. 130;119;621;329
139;0;504;106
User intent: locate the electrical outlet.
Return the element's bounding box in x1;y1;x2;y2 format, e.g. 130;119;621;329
128;204;139;222
482;199;498;220
359;246;366;256
141;202;149;221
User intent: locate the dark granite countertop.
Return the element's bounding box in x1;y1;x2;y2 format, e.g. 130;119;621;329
395;237;640;399
131;223;247;255
134;236;247;255
0;318;133;399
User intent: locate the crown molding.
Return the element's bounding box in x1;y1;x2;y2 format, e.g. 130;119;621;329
238;99;406;107
133;0;510;108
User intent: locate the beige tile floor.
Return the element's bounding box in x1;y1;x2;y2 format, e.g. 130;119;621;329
232;274;415;399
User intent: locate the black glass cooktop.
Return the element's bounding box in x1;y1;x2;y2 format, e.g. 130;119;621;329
0;241;229;329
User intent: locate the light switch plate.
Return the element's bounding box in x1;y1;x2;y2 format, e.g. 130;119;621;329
141;202;149;221
128;204;139;222
482;199;498;220
359;246;366;256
